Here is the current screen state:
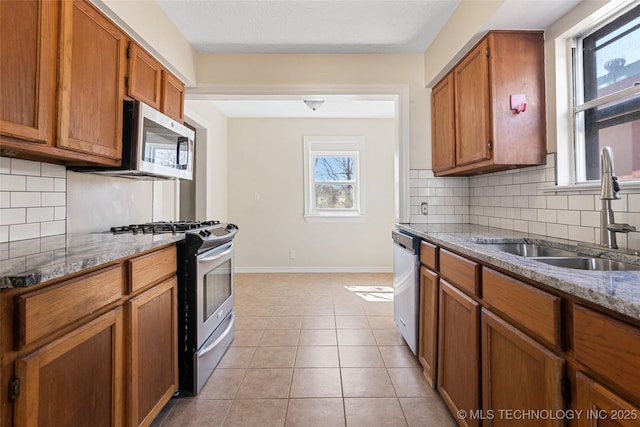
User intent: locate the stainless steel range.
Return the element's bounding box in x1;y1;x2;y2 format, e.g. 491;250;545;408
110;220;238;395
177;221;238;395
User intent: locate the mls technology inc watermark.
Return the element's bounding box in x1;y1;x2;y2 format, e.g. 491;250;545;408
456;409;638;421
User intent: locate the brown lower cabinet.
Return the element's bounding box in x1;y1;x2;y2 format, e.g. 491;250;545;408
417;237;640;427
575;372;640;427
482;308;565;427
438;279;480;427
1;244;178;427
418;265;439;387
126;277;178;426
14;308;123;427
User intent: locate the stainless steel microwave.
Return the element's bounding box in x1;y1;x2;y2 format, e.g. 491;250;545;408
71;100;194;180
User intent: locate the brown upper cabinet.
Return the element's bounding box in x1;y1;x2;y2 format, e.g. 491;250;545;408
431;30;546;176
128;42;186;123
0;0;186;166
0;0;125;166
128;42;163;111
0;0;57;148
161;71;185;123
57;0;127;163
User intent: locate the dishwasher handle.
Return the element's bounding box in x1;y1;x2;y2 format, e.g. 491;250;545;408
392;230;420;255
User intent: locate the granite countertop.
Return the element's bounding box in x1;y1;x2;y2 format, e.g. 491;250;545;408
0;232;185;288
397;223;640;322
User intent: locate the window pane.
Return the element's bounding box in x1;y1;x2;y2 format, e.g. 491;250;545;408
583;7;640;102
315;156;355;181
315;184;354;209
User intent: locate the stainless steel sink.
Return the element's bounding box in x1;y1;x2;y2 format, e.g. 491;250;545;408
533;257;640;271
480;242;581;258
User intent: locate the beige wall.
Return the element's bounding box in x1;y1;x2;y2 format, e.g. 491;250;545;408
93;0;197;85
228;117;396;271
185;101;230;221
196;53;430;169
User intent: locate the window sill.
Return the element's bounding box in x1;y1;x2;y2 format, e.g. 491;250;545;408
541;180;640;194
304;214;365;223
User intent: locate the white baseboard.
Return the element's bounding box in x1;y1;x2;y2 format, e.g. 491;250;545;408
235;266;392;274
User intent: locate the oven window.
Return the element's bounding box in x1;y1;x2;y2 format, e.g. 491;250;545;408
203;258;232;322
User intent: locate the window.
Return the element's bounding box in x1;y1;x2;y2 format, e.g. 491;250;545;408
574;4;640;182
303;136;365;222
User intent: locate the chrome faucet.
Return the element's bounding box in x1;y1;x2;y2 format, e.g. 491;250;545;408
600;146;636;249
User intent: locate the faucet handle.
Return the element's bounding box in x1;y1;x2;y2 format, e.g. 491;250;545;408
607;223;637;233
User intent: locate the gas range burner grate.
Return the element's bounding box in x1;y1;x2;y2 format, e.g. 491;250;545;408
110;220;220;235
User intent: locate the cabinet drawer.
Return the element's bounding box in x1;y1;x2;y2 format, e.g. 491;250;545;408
439;249;480;297
574;305;640;401
482;268;561;348
18;265;122;348
420;241;438;270
128;245;177;294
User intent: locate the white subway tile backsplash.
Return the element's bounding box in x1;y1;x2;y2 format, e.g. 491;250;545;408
1;157;66;242
10;223;40;241
568;195;594;211
54;206;66;221
0;175;26;191
41;220;65;237
0;158;10;174
27;207;54;223
41;162;66;178
410;153;640;249
0;192;9;208
11;192;41;208
42;192;66;206
11;159;41;176
0;208;26;225
27;176;54;192
580;210;600;228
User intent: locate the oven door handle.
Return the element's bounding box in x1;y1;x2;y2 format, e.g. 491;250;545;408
198;246;233;263
198;313;235;357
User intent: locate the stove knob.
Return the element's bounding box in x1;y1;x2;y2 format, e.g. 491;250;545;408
199;230;208;237
226;223;237;230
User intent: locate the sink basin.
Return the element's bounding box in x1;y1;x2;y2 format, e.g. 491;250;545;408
481;242;581;258
533;257;640;271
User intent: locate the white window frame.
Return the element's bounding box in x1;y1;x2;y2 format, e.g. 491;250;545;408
572;2;640;184
303;136;365;223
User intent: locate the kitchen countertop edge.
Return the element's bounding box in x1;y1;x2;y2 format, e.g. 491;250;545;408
397;223;640;322
0;233;185;289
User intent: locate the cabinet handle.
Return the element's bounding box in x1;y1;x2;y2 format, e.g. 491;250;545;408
488;141;493;151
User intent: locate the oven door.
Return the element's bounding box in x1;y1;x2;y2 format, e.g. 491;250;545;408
196;241;235;348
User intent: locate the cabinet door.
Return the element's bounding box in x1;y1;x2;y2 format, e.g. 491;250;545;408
14;308;123;427
0;0;56;144
481;308;564;427
431;72;456;173
126;277;178;427
454;38;491;166
576;372;640;427
419;266;439;387
128;42;162;110
161;71;185;123
438;279;480;427
57;0;126;161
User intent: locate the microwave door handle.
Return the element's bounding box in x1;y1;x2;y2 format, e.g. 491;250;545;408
177;137;189;169
198;247;233;263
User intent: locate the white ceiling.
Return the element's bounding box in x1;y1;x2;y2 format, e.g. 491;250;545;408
155;0;582;118
155;0;461;54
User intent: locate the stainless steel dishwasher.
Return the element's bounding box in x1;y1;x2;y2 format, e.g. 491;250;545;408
392;230;420;355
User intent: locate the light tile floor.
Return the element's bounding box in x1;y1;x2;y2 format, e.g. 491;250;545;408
152;273;457;427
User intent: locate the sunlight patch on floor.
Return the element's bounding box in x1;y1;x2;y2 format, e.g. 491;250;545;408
344;285;394;302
